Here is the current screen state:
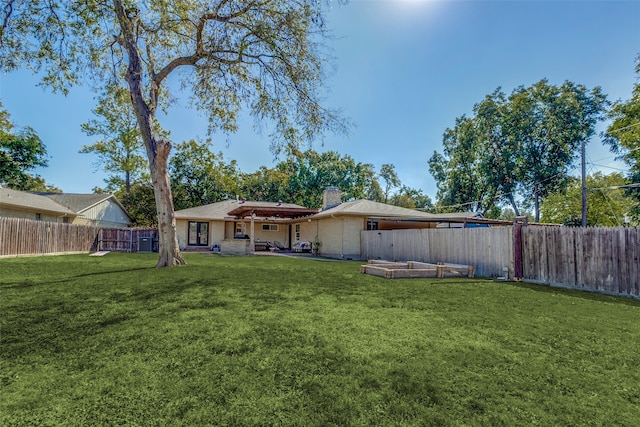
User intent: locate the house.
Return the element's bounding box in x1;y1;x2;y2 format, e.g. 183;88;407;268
0;188;133;228
174;188;437;258
0;187;77;223
173;187;498;259
174;199;317;253
36;193;133;228
294;187;439;260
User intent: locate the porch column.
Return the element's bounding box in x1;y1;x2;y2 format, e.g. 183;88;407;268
250;213;255;255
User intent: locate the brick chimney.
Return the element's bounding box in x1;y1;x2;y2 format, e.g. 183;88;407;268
322;186;342;210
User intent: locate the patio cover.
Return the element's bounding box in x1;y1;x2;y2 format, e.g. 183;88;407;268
226;203;318;220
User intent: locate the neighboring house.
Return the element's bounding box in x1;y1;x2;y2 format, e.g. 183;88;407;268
0;188;133;228
37;193;134;228
0;187;77;223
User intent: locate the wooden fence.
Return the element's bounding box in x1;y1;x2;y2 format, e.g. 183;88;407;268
361;227;513;278
0;217;99;257
98;228;159;252
362;225;639;298
522;226;640;298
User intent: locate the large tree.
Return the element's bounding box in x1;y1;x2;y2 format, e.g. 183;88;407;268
603;55;640;221
429;80;607;221
428;115;498;214
509;80;607;221
0;101;50;190
2;0;346;266
80;85;149;194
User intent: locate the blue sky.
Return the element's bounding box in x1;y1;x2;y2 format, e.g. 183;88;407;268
1;1;639;199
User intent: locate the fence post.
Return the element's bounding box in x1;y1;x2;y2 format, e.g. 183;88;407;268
513;217;528;280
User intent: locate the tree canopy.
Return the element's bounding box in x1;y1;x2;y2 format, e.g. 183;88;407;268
80;85;149;194
0;101;52;190
2;0;347;266
603;55;640;221
540;172;637;226
429;79;607;221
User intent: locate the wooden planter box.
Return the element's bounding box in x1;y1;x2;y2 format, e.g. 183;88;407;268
361;260;475;279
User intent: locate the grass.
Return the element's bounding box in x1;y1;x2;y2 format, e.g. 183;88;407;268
1;253;639;426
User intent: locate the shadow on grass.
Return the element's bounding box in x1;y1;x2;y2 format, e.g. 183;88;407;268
1;267;156;289
505;280;640;307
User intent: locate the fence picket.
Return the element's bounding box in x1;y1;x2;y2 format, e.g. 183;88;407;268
362;225;639;298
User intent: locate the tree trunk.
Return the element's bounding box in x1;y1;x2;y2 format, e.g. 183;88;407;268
151;139;185;267
114;0;185;266
508;194;520;216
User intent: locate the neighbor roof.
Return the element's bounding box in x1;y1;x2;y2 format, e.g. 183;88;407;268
0;188;76;216
311;199;436;220
36;192;133;221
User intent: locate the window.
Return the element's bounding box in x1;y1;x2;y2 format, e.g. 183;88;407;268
35;213;42;221
188;221;209;246
235;222;244;235
366;220;378;230
262;224;278;231
62;217;70;224
295;223;300;241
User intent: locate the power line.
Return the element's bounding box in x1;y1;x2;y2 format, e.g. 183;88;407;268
589;163;630;172
588;183;640;191
607;121;640;134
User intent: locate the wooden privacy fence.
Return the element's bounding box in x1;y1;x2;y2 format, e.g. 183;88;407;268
522;226;640;298
0;217;99;257
361;227;513;278
98;228;159;252
362;225;640;298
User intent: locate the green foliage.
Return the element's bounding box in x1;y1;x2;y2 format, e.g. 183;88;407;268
389;185;433;210
80;85;150;193
0;101;50;190
118;182;157;226
379;163;400;203
2;254;640;425
169;139;240;210
540;172;637;226
276;149;379;208
429;80;608;221
603;55;640;221
240;166;290;202
3;0;348;265
510;80;608;220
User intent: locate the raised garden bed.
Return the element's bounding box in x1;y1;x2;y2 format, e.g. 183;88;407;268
361;259;475;279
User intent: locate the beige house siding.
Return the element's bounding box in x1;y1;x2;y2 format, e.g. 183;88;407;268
311;216;363;260
74;200;132;227
0;206;65;223
176;219;225;249
177;218;290;250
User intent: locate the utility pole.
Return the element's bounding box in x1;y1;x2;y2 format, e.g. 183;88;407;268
581;138;587;227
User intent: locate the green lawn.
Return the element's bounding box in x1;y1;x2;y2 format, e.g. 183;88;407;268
1;253;639;426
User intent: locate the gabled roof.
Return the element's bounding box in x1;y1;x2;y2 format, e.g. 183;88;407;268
36;193;109;212
311;199;436;220
0;188;76;216
36;192;133;221
174;199;316;221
